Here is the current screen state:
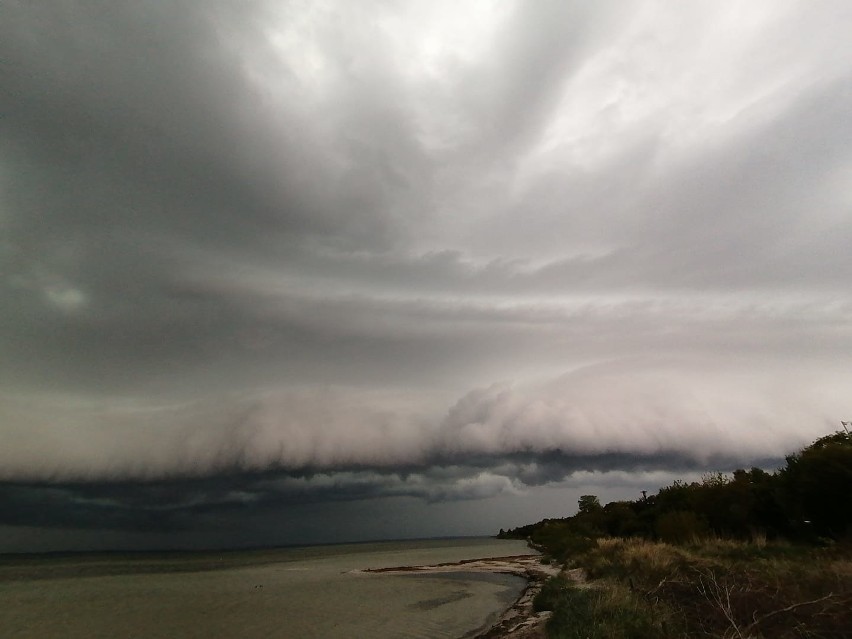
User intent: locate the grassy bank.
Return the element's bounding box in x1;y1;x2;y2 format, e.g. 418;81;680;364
533;537;851;638
500;429;851;637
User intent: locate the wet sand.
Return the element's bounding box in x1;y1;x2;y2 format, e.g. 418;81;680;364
361;554;565;638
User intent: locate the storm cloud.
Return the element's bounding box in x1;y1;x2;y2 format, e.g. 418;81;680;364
1;1;851;549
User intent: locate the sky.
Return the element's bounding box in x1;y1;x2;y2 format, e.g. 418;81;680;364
1;0;851;552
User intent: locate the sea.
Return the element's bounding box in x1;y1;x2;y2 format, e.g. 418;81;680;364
0;537;531;638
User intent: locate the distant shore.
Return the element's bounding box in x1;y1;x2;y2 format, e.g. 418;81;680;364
361;554;564;638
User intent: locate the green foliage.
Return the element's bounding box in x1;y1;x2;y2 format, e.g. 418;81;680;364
530;521;595;563
498;428;852;555
544;580;674;639
578;494;602;515
601;501;643;537
533;574;572;611
571;538;852;639
780;429;852;538
655;511;709;544
499;430;852;639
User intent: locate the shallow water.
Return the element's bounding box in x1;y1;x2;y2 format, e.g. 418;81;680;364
0;538;530;638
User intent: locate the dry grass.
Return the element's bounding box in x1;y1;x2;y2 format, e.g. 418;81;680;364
561;537;852;638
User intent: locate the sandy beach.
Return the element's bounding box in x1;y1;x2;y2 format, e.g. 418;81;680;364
361;554;566;638
0;539;533;639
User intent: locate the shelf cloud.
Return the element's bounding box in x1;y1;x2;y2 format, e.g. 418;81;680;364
2;0;851;549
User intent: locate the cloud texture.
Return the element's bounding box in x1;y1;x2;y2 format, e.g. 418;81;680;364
1;0;851;548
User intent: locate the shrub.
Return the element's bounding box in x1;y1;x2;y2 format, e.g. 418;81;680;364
533;574;573;611
546;581;674;639
656;511;709;544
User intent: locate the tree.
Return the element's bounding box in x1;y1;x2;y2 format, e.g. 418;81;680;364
780;430;852;538
578;494;602;515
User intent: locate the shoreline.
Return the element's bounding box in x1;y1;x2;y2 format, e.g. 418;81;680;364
360;554;563;638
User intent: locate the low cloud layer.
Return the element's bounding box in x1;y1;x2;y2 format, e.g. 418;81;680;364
2;1;851;548
1;357;841;481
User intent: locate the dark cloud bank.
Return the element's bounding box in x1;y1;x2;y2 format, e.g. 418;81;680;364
1;1;851;551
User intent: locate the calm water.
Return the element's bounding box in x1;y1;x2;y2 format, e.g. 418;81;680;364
0;538;531;638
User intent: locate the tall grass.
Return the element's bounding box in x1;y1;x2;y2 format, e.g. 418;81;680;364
534;575;675;639
552;537;852;638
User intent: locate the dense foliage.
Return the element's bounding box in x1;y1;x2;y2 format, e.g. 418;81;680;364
499;429;852;552
499;429;852;638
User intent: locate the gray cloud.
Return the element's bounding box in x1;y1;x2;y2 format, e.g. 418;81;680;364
1;0;851;549
0;358;836;483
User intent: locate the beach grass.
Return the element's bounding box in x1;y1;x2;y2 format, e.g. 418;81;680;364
534;574;673;639
538;537;851;638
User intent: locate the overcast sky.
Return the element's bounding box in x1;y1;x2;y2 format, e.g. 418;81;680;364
2;0;851;552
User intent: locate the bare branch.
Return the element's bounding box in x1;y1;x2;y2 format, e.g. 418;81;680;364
744;593;836;634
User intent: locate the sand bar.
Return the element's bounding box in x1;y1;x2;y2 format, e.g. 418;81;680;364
360;554;565;638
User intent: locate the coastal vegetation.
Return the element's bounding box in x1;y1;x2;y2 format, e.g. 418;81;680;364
499;429;852;638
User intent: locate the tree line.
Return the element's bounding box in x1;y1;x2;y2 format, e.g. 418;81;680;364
498;428;852;558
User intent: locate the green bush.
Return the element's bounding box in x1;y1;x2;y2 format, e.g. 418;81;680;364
545;582;672;639
533;575;572;611
655;511;709;544
530;522;596;563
